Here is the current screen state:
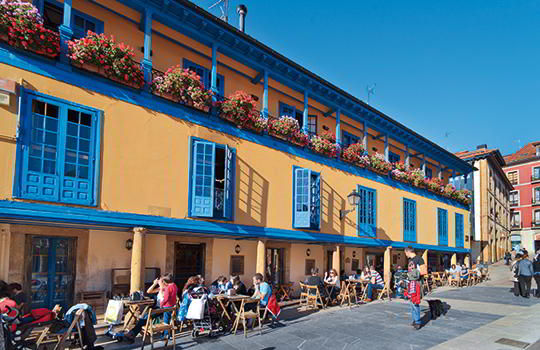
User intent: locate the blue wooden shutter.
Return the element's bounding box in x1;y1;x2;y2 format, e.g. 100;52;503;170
59;107;96;205
223;145;235;220
20;96;60;201
404;199;416;242
357;186;376;237
310;172;321;229
455;213;464;248
294;168;311;228
438;208;448;245
191;141;215;217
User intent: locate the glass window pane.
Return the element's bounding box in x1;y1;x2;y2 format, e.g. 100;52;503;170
67;123;78;137
45;117;58;131
68;109;79;123
32;100;45;115
80;113;92;126
86;21;95;32
66;136;78;150
66;151;77;164
45;132;57;146
43;160;55;174
79;139;90;153
64;163;76;177
45;103;59;118
78;166;88;179
32;115;44;129
32;129;44;144
74;15;84;28
30;144;42;157
29;157;41;172
79;152;89;165
79;125;90;139
44;147;56;160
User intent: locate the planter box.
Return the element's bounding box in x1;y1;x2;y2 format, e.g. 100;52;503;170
268;131;291;143
312;148;337;158
1;32;59;58
369;167;390;176
73;61;142;89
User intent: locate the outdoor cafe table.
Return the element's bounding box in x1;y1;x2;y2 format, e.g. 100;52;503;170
214;294;253;322
340;279;369;307
122;299;155;331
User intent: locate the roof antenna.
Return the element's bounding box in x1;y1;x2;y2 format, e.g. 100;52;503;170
366;83;376;105
209;0;229;23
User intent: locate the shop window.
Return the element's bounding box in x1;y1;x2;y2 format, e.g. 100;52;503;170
14;90;101;206
230;256;244;275
292;167;321;230
42;0;103;38
403;198;416;242
183;59;224;98
351;259;359;272
305;259;316;275
357;185;377;237
455;213;464;248
437;208;448;245
189;138;235;220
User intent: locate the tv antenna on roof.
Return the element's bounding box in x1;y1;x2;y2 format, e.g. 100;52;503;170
209;0;229;23
366;83;376;105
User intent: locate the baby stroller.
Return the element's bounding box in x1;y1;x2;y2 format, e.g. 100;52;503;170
187;289;229;339
393;270;408;299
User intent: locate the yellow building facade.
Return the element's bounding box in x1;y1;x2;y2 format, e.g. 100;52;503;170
0;0;472;307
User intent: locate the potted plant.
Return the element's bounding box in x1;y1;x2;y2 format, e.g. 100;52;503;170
151;65;213;110
289;130;310;147
218;91;264;131
408;168;425;187
267;115;301;141
368;153;392;175
68;31;144;89
310;134;339;158
426;178;444;193
342;143;366;164
0;0;60;58
391;168;410;183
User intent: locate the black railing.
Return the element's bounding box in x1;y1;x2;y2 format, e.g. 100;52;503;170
509;200;518;207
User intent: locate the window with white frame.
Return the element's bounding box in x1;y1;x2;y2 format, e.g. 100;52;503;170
534;210;540;226
533;187;540;205
509;191;519;206
533;167;540;182
507;171;518;185
511;212;521;228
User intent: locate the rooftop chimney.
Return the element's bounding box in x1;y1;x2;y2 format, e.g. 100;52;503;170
237;4;247;32
476;144;487;150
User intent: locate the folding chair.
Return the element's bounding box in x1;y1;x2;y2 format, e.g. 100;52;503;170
377;280;392;301
39;309;84;350
140;306;177;350
298;282;309;308
232;298;261;338
306;285;327;310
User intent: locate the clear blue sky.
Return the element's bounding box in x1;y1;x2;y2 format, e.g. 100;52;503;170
197;0;539;156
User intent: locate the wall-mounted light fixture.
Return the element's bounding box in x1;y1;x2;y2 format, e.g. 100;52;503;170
352;251;356;258
306;248;311;257
235;244;241;254
340;190;361;220
125;238;133;250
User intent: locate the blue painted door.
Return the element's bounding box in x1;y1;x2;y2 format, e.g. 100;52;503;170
191;141;215;217
294;168;311;228
357;186;377;237
29;237;75;310
223;145;235;220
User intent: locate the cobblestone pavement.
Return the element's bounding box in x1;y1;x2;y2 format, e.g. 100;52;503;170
104;262;540;350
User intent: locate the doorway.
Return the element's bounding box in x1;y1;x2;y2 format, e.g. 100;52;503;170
174;243;205;290
266;248;284;286
28;236;76;310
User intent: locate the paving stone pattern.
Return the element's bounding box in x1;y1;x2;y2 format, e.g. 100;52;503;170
434;286;540;307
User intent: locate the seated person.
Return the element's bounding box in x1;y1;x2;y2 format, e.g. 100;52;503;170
8;283;27;313
231;276;247;295
245;273;271;313
351;269;363;280
210;276;228;294
361;266;371;281
324;269;340;301
460;265;469;280
366;265;384;302
448;264;459;279
305;267;328;298
0;280;18;331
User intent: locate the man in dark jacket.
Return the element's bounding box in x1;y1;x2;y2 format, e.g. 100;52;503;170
533;250;540;298
518;251;534;298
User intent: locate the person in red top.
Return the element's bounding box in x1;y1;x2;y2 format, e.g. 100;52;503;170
0;280;18;332
159;273;177;339
404;262;423;330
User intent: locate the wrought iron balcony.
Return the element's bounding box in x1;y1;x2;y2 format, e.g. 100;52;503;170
509;200;519;207
511;222;522;230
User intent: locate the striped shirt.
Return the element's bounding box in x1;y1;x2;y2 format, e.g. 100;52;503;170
371;270;383;285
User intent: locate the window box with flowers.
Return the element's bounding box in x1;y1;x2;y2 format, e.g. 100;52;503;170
0;0;60;58
151;65;213;112
267;115;301;142
310;134;339;158
367;153;393;175
68;31;144;89
218;91;266;132
342;143;366;165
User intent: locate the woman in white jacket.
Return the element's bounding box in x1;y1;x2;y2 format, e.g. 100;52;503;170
511;252;522;297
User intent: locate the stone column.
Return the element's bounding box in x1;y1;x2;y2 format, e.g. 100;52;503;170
332;245;341;273
256;240;266;275
482;241;490;264
130;227;147;294
422;249;429;267
464;255;470;268
451;253;457;266
491;239;496;264
384;246;392;282
0;224;10;281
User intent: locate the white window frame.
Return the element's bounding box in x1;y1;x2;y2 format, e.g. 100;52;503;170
534;209;540;226
511;211;521;228
506;170;519;185
509;190;520;206
532;165;540;182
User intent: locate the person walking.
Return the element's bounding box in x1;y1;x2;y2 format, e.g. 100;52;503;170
517;251;534;298
511;252;522;297
534;250;540;298
404;261;423;330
